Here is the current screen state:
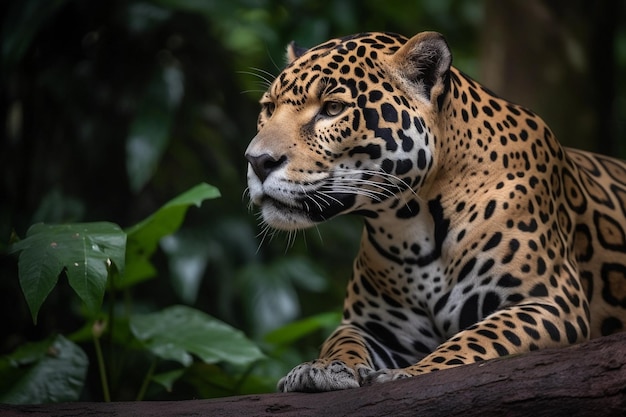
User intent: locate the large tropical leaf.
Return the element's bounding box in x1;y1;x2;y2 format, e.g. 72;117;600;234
120;182;220;289
0;335;88;404
130;305;264;367
9;222;126;323
264;311;341;346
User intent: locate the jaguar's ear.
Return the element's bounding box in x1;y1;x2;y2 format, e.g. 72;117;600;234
391;32;452;106
286;41;308;64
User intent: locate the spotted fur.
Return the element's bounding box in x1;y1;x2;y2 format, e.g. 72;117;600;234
244;31;626;392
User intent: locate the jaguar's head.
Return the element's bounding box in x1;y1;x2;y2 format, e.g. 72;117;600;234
245;31;452;230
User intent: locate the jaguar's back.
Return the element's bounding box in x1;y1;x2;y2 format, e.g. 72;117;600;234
566;147;626;337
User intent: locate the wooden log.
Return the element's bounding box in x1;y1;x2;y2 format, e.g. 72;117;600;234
2;331;625;417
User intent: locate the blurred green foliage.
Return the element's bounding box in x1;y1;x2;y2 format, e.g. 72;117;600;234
1;0;484;400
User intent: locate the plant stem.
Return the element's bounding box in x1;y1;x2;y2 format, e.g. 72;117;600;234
107;272;116;391
136;358;157;401
93;321;111;402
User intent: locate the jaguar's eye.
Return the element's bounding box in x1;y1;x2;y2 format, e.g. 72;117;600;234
322;101;345;117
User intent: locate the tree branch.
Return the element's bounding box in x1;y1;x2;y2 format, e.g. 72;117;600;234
2;332;625;417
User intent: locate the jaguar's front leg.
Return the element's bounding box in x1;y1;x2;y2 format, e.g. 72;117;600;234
278;324;375;392
364;301;589;384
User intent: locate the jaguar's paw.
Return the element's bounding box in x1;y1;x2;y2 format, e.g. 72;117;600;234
277;360;365;392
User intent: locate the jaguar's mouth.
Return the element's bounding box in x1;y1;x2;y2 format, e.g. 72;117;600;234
258;195;316;230
257;191;357;230
261;195;302;214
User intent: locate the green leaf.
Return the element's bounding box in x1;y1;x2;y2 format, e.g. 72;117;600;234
10;222;126;323
120;183;220;289
119;257;157;289
160;233;209;304
281;256;328;292
0;334;88;404
126;66;184;192
130;305;264;367
182;363;238;398
183;361;278;397
236;257;328;337
152;369;185;392
264;311;342;346
238;264;299;337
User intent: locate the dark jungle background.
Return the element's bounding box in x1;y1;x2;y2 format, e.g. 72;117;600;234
1;0;625;401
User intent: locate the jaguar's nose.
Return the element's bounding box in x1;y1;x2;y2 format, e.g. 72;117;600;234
246;153;287;183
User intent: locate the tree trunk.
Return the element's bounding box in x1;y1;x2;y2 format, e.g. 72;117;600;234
481;0;622;155
2;331;625;417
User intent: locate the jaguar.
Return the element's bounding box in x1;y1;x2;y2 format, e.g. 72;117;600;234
244;31;626;392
